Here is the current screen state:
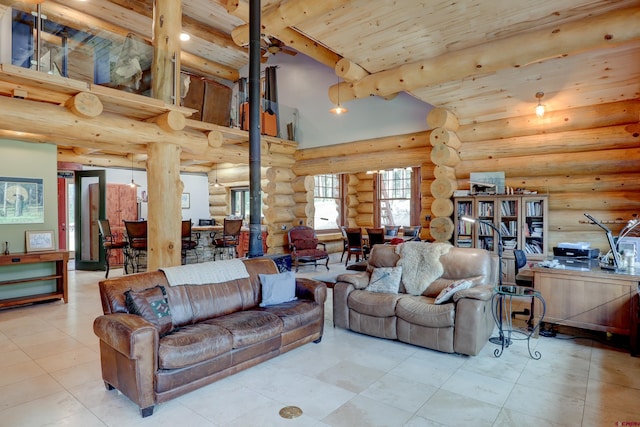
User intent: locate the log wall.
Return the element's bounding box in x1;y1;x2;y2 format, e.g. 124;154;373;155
455;99;640;253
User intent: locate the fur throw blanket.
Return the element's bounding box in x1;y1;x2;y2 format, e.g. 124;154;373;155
395;242;452;295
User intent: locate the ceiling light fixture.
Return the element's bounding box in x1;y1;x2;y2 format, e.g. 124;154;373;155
180;32;190;41
330;78;348;115
535;91;545;118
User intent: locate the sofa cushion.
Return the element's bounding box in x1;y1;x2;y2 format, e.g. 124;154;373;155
259;270;297;307
205;311;283;348
396;296;455;328
366;266;402;294
348;290;405;318
124;285;173;337
259;300;321;331
158;323;233;369
435;279;473;304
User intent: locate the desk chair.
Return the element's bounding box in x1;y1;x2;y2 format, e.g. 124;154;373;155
124;220;147;273
512;249;534;325
211;219;243;260
98;219;129;278
181;220;199;264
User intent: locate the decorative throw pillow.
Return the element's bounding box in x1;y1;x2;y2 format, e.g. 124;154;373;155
366;266;403;294
434;279;473;304
259;270;298;307
124;285;173;336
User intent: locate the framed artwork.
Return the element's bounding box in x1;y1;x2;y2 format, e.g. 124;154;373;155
25;230;56;252
0;177;44;224
181;193;190;209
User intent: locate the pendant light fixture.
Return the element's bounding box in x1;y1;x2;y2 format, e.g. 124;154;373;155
330;78;348;115
129;156;140;188
535;91;545;117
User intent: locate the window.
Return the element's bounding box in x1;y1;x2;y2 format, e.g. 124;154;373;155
314;174;341;231
376;168;420;226
230;187;249;221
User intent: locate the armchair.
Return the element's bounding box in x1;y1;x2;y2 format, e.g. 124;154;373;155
288;226;329;272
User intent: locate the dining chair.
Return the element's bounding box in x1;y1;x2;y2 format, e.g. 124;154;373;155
98;219;129;278
402;225;422;241
344;228;369;266
211;218;243;260
365;227;385;248
123;220;147;272
181;220;199;265
340;226;348;263
383;225;400;238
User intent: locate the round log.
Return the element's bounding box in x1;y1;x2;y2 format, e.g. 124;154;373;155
430;142;460;167
549;192;640;211
504;173;640;194
347;174;360;186
430;178;457;199
430;217;454;242
427;109;459;131
431;198;454;217
264;181;295;195
264;194;295;207
152;111;186;132
358;192;374;203
263;208;295;223
548;209;632;232
429;128;462;148
347;194;359;208
266;167;297;182
434;165;457;180
336;58;369;82
209;205;228;217
421;179;434;196
207;131;224;148
64;92;103;118
355;214;374;227
355;179;373;193
293;203;314;218
293;192;314;204
266;233;289;251
347;207;358;218
291;176;314;192
356;202;374;214
420;164;436;180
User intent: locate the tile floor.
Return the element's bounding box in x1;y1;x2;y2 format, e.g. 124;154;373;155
1;258;640;426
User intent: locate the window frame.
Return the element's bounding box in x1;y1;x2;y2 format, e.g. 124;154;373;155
374;167;421;227
313;173;346;233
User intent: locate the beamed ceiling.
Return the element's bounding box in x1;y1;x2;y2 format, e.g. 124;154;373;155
0;0;639;171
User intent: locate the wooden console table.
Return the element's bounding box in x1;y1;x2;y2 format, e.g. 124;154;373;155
532;265;640;336
0;250;69;309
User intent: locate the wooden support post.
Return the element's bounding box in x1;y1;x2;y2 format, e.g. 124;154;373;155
147;0;183;270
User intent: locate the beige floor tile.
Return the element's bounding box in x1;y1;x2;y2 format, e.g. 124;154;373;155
0;359;47;387
322;395;413;427
492;407;571;427
315;360;386;393
0;373;63;411
585;378;640;416
517;361;589;399
504;383;584;425
441;368;515;406
34;346;99;373
0;390;92;427
360;373;437;412
415;389;501;427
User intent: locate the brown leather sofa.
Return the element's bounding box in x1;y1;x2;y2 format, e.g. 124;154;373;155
333;244;497;356
94;257;326;417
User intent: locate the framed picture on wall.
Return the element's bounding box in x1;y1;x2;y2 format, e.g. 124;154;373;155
0;177;44;224
25;230;55;252
181;193;190;209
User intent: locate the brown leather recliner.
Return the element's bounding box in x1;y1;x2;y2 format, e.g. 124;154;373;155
333;244;497;356
94;257;326;417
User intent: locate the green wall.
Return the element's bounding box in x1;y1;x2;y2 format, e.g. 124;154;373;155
0;139;58;253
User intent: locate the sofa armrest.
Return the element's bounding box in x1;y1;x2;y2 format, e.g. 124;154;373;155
93;313;158;359
337;271;370;289
333;281;356;329
452;285;494;303
295;278;327;304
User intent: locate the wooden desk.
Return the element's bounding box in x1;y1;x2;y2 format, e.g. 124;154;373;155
532;265;640;335
0;250;69;308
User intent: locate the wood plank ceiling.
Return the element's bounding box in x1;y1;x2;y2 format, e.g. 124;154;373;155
0;0;639;167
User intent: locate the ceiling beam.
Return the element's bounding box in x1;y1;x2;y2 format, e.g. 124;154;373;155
328;6;640;104
0;0;239;81
227;0;341;69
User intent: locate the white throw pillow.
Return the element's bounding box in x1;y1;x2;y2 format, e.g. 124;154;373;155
434;279;473;304
259;271;297;307
366;266;403;294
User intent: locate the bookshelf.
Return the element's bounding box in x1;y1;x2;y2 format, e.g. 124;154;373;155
453;195;548;284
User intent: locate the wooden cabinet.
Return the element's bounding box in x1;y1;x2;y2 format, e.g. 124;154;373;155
533;267;640;335
236;230;268;258
0;251;68;309
90;183;137;266
454;195;548;284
